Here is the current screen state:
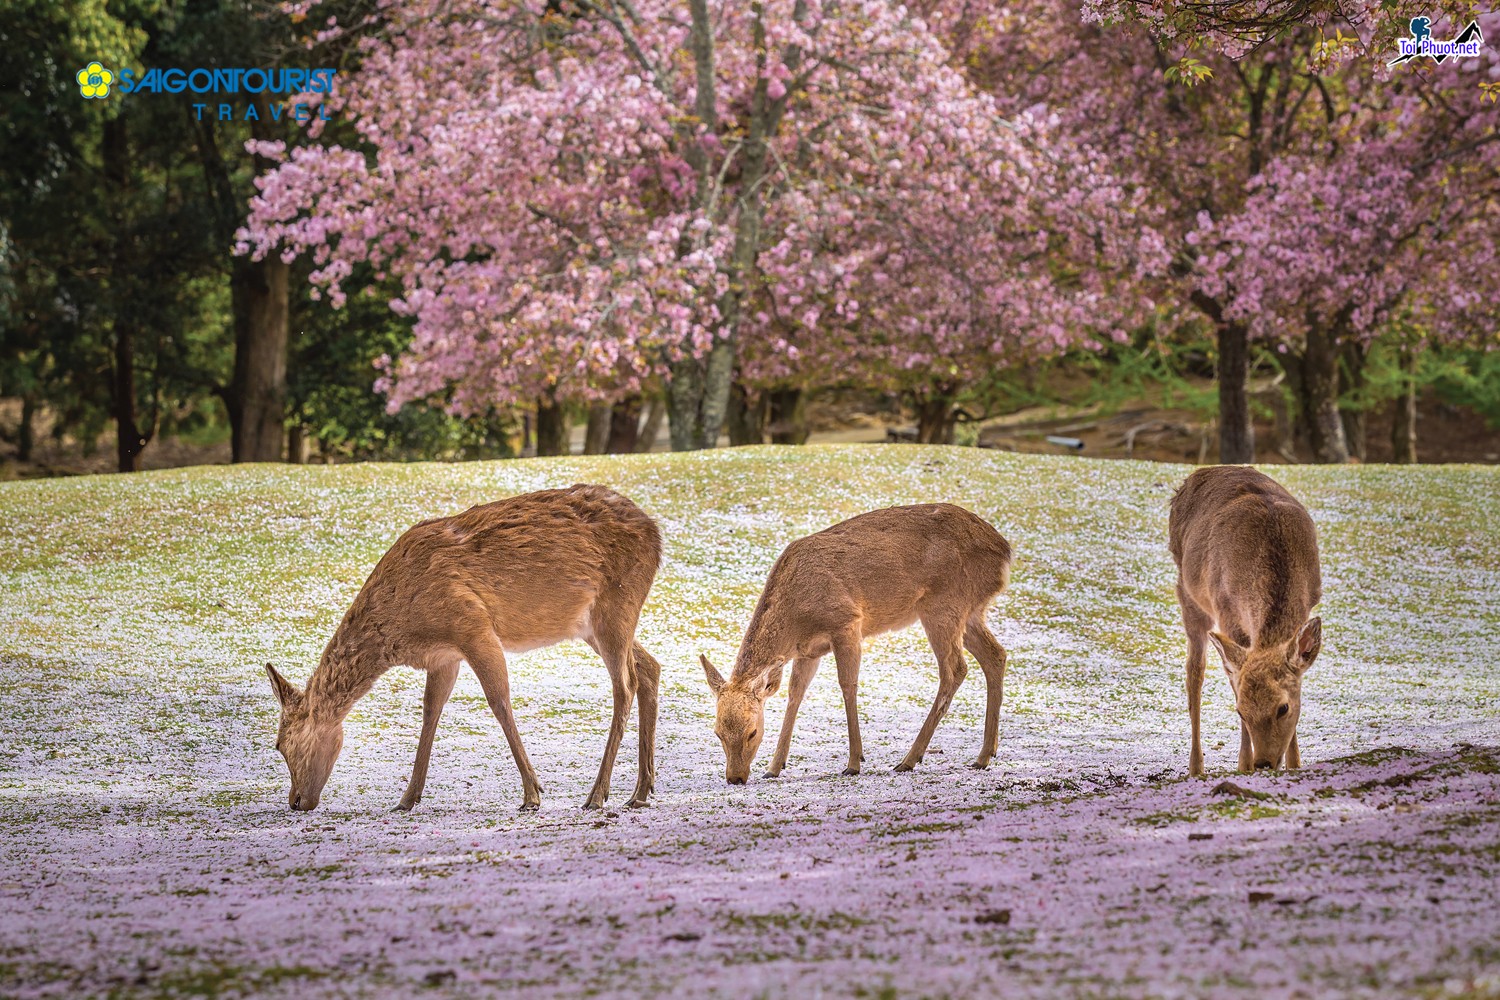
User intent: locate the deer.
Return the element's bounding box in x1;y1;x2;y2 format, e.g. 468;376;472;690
264;484;663;813
1170;466;1323;777
700;503;1013;784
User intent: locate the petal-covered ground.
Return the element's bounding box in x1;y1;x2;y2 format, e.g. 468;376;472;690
0;446;1496;998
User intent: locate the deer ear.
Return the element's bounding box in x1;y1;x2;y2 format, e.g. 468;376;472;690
700;654;726;696
1207;632;1247;672
759;665;783;699
265;663;302;708
1292;617;1322;672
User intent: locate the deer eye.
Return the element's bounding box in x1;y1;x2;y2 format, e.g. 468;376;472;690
747;731;758;741
1277;704;1289;718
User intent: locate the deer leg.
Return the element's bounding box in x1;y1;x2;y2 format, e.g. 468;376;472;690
394;657;461;812
1286;732;1301;770
963;617;1008;770
767;656;820;778
1181;594;1211;777
583;612;639;810
897;613;968;772
464;635;544;810
1237;718;1254;774
628;641;660;807
1186;639;1210;777
832;638;863;776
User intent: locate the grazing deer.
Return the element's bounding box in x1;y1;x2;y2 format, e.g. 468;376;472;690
1170;466;1323;776
700;504;1012;784
265;484;663;812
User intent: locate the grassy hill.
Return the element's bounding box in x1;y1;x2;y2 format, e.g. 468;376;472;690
1;446;1497;997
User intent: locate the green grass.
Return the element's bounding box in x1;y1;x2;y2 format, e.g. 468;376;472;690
1;446;1497;998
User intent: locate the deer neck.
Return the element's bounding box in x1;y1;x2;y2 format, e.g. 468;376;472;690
731;613;795;684
305;614;393;721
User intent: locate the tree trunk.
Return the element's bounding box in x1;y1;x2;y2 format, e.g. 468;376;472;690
229;257;290;462
104;115;149;473
727;382;767;446
287;424;310;465
700;339;736;449
668;0;729;452
536;393;569;456
1217;321;1254;464
1279;351;1311;453
113;318;148;473
582;403;612;455
1269;384;1297;462
668;358;704;451
195;115;289;464
17;394;35;463
606;396;642;454
666;0;802;451
1301;323;1349;464
913;391;957;445
636;397;665;453
1339;340;1367;463
1392;347;1418;465
767;387;809;445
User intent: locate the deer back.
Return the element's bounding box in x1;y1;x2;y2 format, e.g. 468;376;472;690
732;504;1011;679
346;485;661;657
1170;467;1321;647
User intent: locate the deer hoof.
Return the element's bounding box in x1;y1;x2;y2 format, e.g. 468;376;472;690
627;797;650;809
763;770;781;779
893;761;918;773
392;799;416;813
969;757;991;771
840;766;860;777
519;800;541;812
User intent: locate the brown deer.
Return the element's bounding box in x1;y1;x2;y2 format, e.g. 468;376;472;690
700;504;1012;784
264;484;663;812
1170;466;1323;776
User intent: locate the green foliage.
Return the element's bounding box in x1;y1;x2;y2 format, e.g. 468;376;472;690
950;326;1230;444
1059;329;1220;420
1334;336;1500;432
0;0;245;450
289;276;521;462
1427;346;1500;431
1164;56;1214;86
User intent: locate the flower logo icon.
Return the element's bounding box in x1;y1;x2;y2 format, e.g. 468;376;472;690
76;61;114;99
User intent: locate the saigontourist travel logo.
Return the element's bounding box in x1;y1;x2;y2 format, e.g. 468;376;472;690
72;62;339;120
1389;17;1485;66
76;61;114;99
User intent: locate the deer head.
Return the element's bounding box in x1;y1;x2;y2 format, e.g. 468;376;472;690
266;664;344;811
701;654;778;784
1210;618;1321;770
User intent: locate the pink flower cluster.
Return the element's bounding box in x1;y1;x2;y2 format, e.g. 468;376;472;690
239;0;1160;412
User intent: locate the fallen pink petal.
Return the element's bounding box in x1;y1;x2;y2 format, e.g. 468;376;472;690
1;450;1495;997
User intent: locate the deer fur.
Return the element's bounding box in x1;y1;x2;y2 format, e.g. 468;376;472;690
701;503;1013;784
1170;466;1323;776
265;484;663;812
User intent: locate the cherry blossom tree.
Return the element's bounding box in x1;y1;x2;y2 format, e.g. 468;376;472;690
1080;0;1480;58
242;0;1117;451
945;0;1499;463
735;112;1165;442
1191;21;1500;462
